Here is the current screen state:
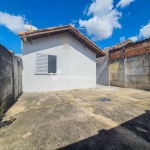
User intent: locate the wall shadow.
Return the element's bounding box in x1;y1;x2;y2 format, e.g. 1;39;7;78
0;117;16;129
22;33;96;62
0;93;22;129
58;110;150;150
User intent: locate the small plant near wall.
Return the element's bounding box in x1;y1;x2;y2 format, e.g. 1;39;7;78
0;101;6;119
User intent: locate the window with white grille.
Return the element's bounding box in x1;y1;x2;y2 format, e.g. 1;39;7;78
36;53;57;74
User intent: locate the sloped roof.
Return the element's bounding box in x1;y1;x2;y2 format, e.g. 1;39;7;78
109;37;150;53
96;39;134;63
18;25;106;58
104;39;133;52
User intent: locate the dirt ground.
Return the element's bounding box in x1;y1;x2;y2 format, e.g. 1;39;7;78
0;85;150;150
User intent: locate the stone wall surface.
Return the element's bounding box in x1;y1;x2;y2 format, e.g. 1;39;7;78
126;54;150;91
0;44;22;113
109;39;150;91
110;59;124;87
96;49;109;86
0;44;13;110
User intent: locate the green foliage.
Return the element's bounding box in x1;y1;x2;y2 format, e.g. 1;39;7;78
0;101;6;118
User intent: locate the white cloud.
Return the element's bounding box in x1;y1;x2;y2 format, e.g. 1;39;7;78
126;12;130;17
70;20;77;27
83;6;89;14
139;21;150;39
117;0;135;8
0;12;26;34
128;36;138;42
127;21;150;42
129;21;150;42
70;23;75;27
104;47;109;49
120;36;125;42
79;0;122;41
87;0;114;17
72;20;77;24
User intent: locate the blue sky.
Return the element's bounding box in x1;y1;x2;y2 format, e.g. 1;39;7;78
0;0;150;54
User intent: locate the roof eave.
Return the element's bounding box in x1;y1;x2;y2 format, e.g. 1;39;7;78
18;26;106;57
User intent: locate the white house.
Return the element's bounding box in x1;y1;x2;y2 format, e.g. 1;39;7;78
18;25;106;92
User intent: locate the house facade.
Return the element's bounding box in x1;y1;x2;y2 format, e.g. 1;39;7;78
18;25;105;92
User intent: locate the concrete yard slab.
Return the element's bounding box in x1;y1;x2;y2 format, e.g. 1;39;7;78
0;86;150;150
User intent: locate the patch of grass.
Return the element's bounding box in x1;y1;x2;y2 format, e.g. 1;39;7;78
26;101;76;111
87;104;97;109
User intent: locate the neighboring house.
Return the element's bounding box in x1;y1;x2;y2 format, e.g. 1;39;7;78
18;25;106;92
109;38;150;91
96;39;133;86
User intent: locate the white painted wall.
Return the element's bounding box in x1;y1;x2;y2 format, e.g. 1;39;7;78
22;33;96;92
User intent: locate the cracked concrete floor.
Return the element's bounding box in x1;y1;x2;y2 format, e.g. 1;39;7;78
0;86;150;150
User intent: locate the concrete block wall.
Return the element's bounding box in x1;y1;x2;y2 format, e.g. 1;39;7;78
126;54;150;91
109;38;150;91
96;40;133;86
0;44;14;110
0;44;23;113
96;49;109;86
110;59;124;87
14;57;22;99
